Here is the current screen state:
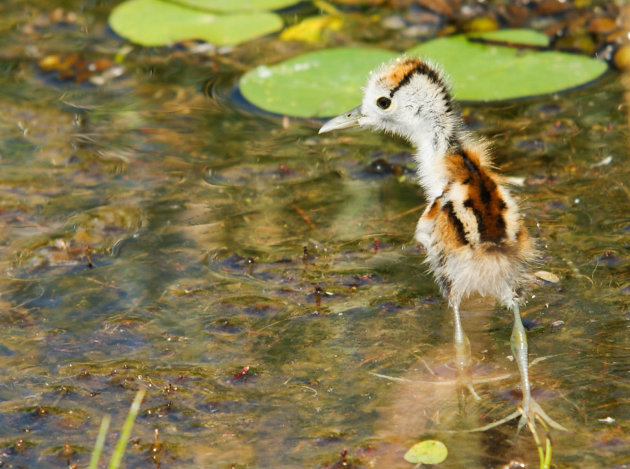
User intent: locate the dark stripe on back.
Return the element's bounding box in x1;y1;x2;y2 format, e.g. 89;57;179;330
461;151;491;204
464;197;483;232
442;201;468;245
459;150;507;244
436;251;452;296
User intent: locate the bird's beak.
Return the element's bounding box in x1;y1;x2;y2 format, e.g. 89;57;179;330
318;105;362;134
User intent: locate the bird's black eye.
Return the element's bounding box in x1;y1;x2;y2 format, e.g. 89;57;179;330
376;97;391;109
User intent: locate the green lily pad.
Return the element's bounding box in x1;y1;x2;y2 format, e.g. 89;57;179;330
174;0;299;13
238;29;607;116
408;31;607;101
404;439;448;465
109;0;283;46
239;47;397;118
468;28;550;46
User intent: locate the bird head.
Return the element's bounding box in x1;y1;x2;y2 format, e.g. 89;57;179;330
319;57;456;148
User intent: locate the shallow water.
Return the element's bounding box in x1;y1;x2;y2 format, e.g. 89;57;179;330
0;1;629;468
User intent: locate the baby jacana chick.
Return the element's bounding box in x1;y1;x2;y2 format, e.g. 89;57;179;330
319;58;566;434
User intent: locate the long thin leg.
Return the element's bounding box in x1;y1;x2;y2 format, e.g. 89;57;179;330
510;301;532;432
510;301;567;432
452;303;480;400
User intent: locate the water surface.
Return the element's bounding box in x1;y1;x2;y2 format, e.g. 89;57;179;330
0;1;629;468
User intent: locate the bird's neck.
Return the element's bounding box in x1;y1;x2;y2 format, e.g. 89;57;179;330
410;117;461;200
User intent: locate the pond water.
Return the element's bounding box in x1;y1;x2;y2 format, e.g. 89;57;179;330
0;1;629;468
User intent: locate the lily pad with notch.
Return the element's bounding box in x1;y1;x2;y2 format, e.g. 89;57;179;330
238;29;608;117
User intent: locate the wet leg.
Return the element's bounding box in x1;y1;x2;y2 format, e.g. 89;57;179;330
510;301;567;432
452;303;480;400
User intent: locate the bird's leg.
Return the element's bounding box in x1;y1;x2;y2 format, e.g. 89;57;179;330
510;301;532;432
452;303;480;401
510;301;567;433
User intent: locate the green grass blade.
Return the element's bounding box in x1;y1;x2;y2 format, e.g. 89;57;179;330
88;415;111;469
107;389;146;469
543;437;552;469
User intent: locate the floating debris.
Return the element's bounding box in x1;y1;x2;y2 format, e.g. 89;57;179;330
535;270;560;283
592;155;613;167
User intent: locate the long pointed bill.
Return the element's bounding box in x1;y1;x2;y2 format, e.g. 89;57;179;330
318;105;362;134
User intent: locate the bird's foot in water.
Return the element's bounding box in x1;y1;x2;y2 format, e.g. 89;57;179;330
464;395;567;434
517;397;568;433
460;397;566;469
